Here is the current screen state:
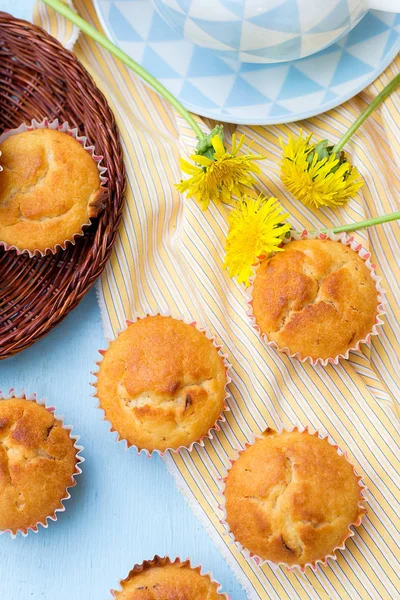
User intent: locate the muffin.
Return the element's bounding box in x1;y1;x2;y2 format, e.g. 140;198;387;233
113;557;226;599
0;396;81;535
0;127;105;254
223;428;365;568
251;238;379;361
95;315;228;453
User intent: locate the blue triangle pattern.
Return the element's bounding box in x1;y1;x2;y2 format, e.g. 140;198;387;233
109;3;143;41
221;50;241;61
141;46;180;78
248;0;300;34
224;76;270;107
322;90;339;104
269;103;291;117
239;62;276;73
220;0;245;18
149;8;185;41
187;46;235;77
307;42;342;58
179;81;218;108
97;0;400;123
190;17;242;49
310;0;350;34
244;36;302;61
346;12;389;48
276;66;324;100
330;51;371;87
176;0;192;11
383;29;400;57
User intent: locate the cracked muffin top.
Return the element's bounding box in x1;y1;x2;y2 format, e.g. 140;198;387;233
0;398;79;534
0;128;104;253
224;429;365;567
252;239;378;360
114;558;224;600
96;316;227;452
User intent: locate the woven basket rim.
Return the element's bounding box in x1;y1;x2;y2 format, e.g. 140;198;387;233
0;12;126;359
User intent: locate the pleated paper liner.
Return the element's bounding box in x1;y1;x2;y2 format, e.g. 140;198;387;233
218;426;367;573
246;230;387;366
110;555;231;598
0;118;108;257
92;311;232;457
0;389;84;538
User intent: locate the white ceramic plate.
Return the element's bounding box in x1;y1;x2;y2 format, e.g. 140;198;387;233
94;0;400;124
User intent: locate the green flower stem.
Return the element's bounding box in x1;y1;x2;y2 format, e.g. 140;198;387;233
322;211;400;234
333;73;400;153
42;0;205;140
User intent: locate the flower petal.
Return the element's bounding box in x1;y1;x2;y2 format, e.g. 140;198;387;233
224;193;290;286
190;154;212;167
211;134;226;159
280;132;363;208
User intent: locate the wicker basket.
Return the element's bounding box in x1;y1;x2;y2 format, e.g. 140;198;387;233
0;12;126;360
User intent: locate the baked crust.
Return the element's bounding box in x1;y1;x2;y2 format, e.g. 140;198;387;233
0;398;78;534
224;429;364;566
115;557;223;600
252;239;378;359
96;316;227;452
0;128;104;252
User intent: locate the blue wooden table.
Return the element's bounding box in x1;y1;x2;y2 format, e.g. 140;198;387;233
0;2;245;598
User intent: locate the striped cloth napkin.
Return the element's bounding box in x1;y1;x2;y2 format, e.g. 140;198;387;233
35;2;399;599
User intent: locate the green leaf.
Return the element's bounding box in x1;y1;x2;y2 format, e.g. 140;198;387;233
195;125;225;161
306;139;330;165
306;139;349;176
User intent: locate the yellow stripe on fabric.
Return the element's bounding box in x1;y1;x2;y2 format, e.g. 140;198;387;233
76;3;177;139
173;450;313;600
34;2;400;599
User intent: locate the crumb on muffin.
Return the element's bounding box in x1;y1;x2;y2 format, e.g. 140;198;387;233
252;239;378;360
224;429;365;567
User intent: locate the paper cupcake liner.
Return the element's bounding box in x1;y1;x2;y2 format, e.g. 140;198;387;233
0;388;84;538
92;310;232;457
110;555;231;599
217;425;367;573
246;229;387;366
0;118;108;257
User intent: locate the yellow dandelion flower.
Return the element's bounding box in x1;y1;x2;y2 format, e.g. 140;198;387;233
176;131;266;210
224;194;291;286
280;132;363;209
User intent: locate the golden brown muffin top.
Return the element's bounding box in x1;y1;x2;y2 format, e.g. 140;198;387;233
0;398;79;534
96;316;227;452
0;128;104;253
114;558;224;600
224;429;364;567
252;239;378;360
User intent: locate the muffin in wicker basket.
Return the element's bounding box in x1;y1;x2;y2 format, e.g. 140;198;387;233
0;125;106;255
0;12;125;360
